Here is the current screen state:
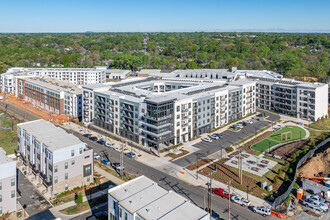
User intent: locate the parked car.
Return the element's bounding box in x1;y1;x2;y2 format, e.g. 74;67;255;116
246;120;253;124
112;162;124;171
83;133;91;138
236;124;243;129
101;159;111;166
306;195;325;203
216;133;223;138
231;195;251;207
209;134;219;140
114;147;121;152
125;152;136;158
97;139;106;145
89;136;98;141
201;137;212;143
93;153;100;160
95;211;108;220
252;206;271;216
105;142;114;147
212;188;230;199
303;199;328;213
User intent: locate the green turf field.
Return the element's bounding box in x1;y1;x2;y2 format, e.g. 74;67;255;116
251;126;306;152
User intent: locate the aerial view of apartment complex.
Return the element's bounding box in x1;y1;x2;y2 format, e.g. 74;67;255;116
0;147;17;216
108;175;210;220
17;119;93;196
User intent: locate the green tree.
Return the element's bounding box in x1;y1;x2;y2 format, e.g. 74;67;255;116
176;61;181;69
187;61;197;69
273;176;278;185
76;193;83;206
209;60;217;69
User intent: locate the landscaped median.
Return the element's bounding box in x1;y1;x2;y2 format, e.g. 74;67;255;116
251;126;306;152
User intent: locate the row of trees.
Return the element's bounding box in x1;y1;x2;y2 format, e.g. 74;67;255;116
0;32;329;81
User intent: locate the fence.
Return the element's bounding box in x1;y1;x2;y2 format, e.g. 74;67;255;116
272;138;330;208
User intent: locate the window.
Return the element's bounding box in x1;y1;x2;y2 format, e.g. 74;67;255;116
11;178;15;186
54;176;58;183
0;182;2;190
125;212;127;220
65;162;68;169
49;164;53;171
119;208;122;217
176;106;180;112
54;165;58;173
11;190;15;198
71;160;75;165
113;201;115;209
65;173;68;180
0;195;2;202
71;150;75;157
0;206;2;215
65;184;68;190
79;147;83;154
87;176;90;182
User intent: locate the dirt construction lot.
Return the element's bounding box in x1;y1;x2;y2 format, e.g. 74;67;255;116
271;140;307;159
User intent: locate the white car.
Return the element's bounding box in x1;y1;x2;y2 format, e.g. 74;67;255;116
105;142;114;148
252;206;271;216
236;124;244;129
303;199;328;213
93;153;100;160
201;137;212;143
246;120;253;124
114;147;121;152
209;134;219;140
306;195;325;203
231;195;251;207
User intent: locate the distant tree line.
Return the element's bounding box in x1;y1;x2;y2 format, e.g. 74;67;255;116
0;32;329;81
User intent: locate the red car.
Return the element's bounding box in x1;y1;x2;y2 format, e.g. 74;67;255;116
212;188;231;199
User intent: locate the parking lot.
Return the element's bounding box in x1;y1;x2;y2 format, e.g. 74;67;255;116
173;111;280;167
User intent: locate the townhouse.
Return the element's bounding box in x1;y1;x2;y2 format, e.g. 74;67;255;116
17;119;93;196
0;147;16;215
82;77;256;151
108;175;210;220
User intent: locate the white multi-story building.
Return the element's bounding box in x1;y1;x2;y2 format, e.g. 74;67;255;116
108;175;210;220
0;67;106;94
0;147;16;216
82;77;256;151
17;119;93;196
16;76;83;119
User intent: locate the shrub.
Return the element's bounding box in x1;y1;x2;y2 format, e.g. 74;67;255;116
288;168;293;174
294;182;300;189
225;147;234;153
284;161;289;166
278;169;282;175
273;176;278;185
76;193;83;206
284;174;289;182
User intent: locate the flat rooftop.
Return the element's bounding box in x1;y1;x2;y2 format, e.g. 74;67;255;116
108;176;209;220
0;147;13;165
18;120;83;152
23;76;82;94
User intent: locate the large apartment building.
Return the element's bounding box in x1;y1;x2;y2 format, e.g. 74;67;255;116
17;120;93;196
249;76;328;121
108;175;210;220
0;67;106;94
0;147;16;216
16;76;83;119
82;77;256;150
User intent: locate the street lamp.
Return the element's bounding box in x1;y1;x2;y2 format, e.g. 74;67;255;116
246;185;249;200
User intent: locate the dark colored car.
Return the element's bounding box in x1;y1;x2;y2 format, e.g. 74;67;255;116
97;139;106;145
125;152;136;158
83;133;91;138
101;159;111;165
216;133;223;138
89;136;98;141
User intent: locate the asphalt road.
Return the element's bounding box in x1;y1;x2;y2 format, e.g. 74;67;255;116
17;170;52;216
71;130;273;220
173;111;280;167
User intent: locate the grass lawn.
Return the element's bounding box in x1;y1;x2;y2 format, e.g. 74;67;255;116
309;118;330;130
59;195;107;215
0;112;19;155
251;126;306;152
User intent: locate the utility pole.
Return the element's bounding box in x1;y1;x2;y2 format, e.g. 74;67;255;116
209;174;213;216
228;179;232;220
203;195;205;211
120;142;124;177
240;150;243;184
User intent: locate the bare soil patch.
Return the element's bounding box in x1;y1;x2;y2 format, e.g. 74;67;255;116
271;140;307;159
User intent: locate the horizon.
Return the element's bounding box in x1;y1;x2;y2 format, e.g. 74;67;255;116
1;0;329;33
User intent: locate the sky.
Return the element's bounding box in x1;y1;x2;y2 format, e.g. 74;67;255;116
0;0;329;33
